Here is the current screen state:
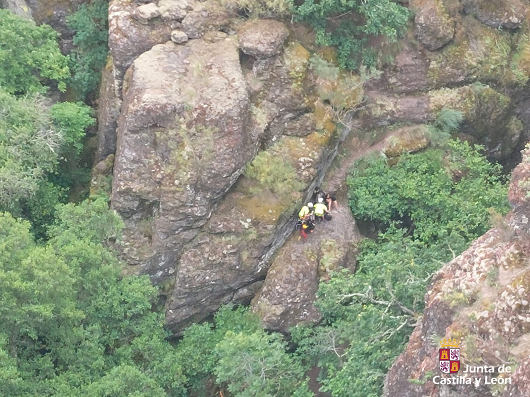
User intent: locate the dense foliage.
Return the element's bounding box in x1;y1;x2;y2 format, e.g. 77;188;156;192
0;11;95;239
0;199;188;396
68;0;109;102
0;10;69;94
293;0;409;70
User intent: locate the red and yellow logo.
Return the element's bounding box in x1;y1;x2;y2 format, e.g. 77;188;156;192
439;338;460;374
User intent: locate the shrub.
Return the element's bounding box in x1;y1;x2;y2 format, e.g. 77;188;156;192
51;102;95;154
244;149;304;195
434;108;464;134
0;9;69;94
294;0;409;70
0;91;61;207
347;140;509;242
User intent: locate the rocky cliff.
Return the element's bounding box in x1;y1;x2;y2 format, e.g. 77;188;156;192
98;0;530;333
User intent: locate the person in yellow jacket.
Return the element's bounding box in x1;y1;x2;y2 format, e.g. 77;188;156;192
314;198;330;222
299;202;314;220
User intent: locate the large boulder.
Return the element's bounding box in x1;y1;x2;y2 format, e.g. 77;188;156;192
238;19;289;59
180;1;234;39
165;121;348;331
111;38;252;281
412;0;455;50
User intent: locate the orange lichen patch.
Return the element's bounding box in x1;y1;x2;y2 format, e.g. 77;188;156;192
285;42;311;68
316;71;364;110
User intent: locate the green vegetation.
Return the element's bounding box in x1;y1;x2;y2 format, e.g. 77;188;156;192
294;0;409;70
0;6;514;397
51;101;96;154
68;0;109;102
0;9;69;94
0;11;95;240
0;199;187;396
349;140;508;241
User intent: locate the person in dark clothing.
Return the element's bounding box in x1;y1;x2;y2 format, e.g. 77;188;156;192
325;192;339;212
311;186;326;205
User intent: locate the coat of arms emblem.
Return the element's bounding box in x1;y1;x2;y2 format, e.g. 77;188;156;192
439;338;460;374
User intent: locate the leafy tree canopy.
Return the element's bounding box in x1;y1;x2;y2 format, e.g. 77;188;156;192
0;198;187;396
0;9;69;94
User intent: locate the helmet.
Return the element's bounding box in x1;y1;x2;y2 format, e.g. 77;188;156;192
308;202;314;208
318;198;324;203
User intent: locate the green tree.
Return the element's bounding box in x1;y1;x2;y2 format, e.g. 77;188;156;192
0;9;69;94
347;140;509;242
215;331;311;397
51;102;95;154
0;199;187;396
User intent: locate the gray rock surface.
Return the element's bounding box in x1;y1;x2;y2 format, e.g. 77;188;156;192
412;0;455;50
159;0;189;21
111;38;251;280
133;3;160;24
1;0;32;19
108;0;172;86
181;1;233;39
170;29;188;43
463;0;527;29
238;19;289;59
96;56;121;162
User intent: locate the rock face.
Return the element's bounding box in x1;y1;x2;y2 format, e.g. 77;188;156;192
463;0;527;29
412;0;455;50
111;38;251;280
1;0;32;19
108;0;172;85
238;19;289;59
384;145;530;397
96;57;121;162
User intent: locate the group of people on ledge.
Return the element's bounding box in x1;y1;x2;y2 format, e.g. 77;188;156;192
297;187;339;240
